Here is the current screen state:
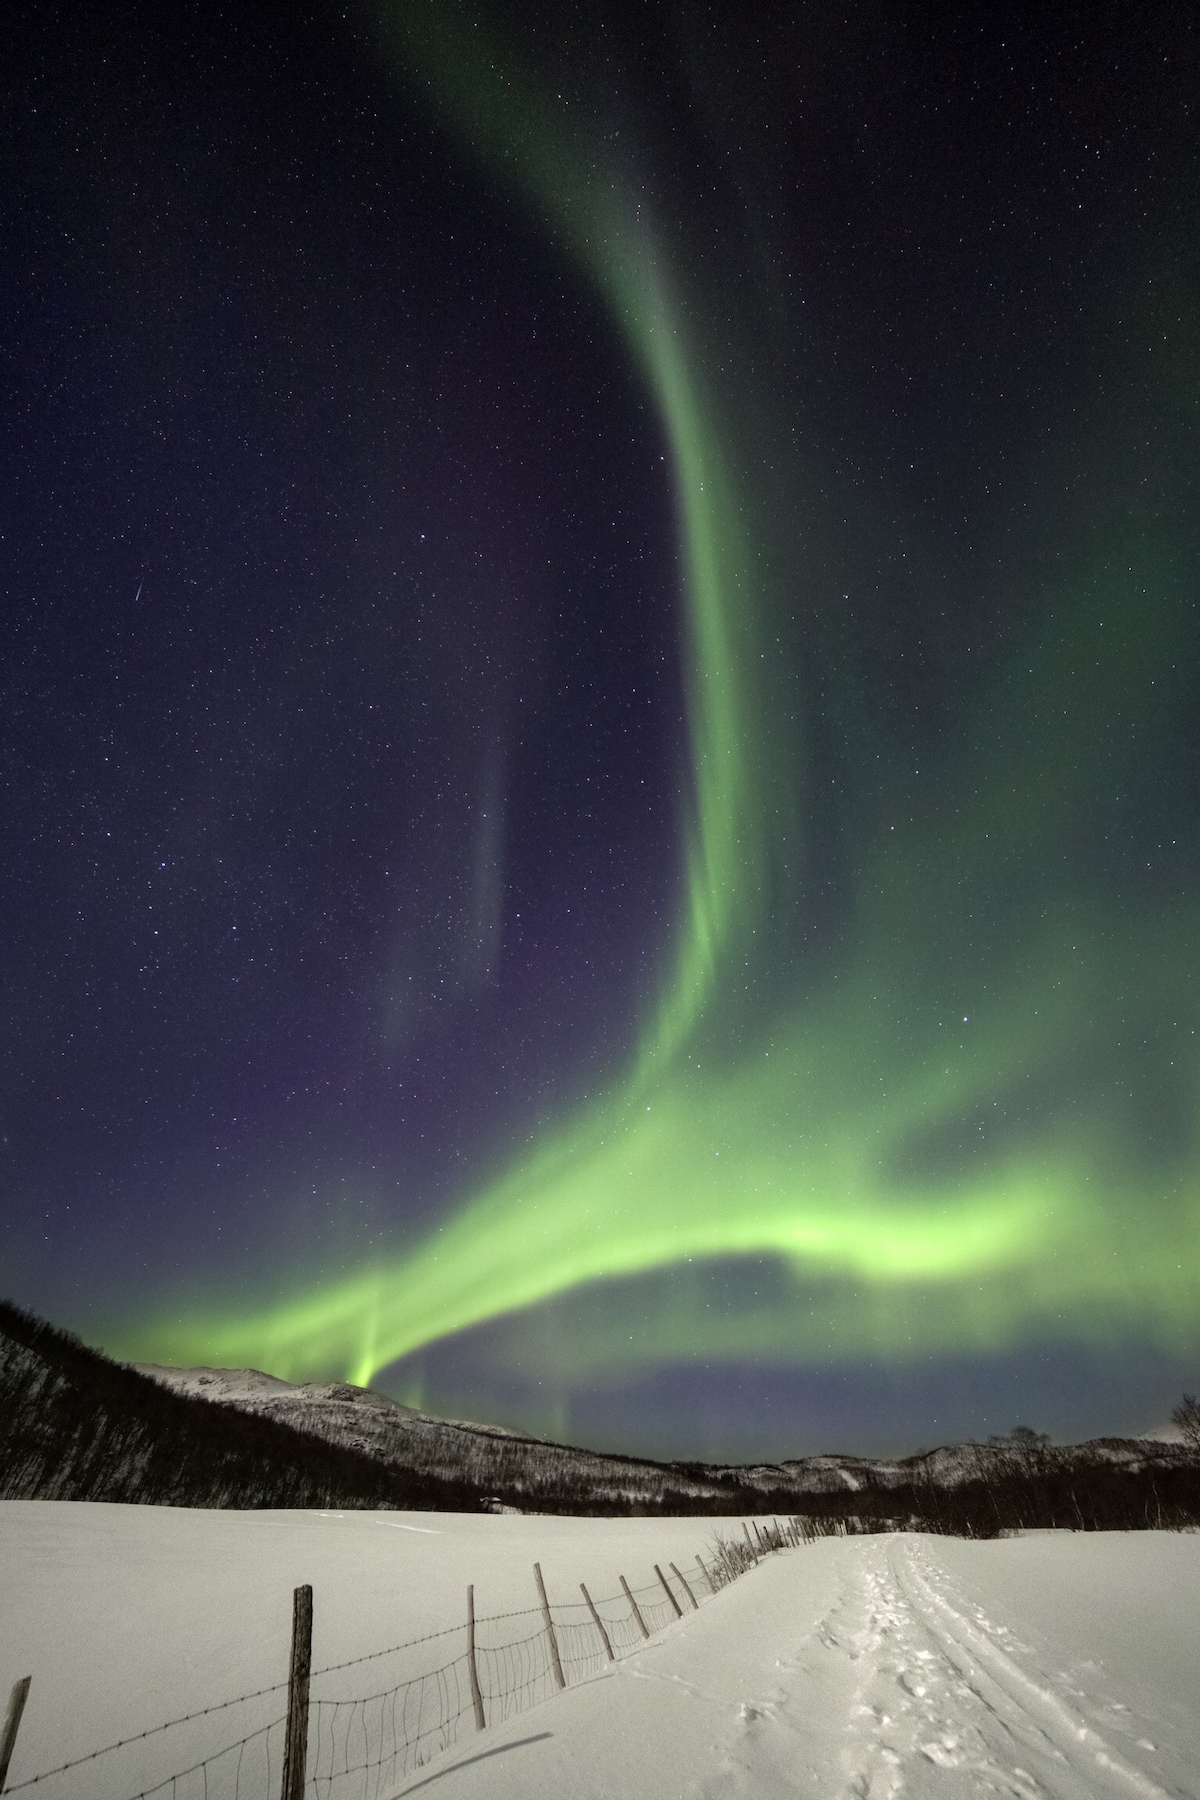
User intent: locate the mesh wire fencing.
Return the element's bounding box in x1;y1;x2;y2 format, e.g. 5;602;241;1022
301;1571;712;1800
7;1518;807;1800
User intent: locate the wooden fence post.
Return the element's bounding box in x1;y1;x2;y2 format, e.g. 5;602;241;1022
743;1522;759;1563
654;1564;683;1618
533;1563;566;1691
620;1574;649;1639
669;1562;699;1610
280;1585;312;1800
580;1583;614;1661
695;1552;714;1593
466;1585;486;1731
0;1678;31;1793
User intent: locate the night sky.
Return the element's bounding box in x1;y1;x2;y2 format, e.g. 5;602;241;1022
4;0;1198;1460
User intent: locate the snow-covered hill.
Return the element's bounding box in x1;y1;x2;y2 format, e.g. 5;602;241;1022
1136;1420;1189;1445
0;1305;470;1512
133;1361;727;1506
134;1360;1195;1508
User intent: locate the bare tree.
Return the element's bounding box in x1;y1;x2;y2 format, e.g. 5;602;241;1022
987;1425;1052;1477
1170;1393;1200;1449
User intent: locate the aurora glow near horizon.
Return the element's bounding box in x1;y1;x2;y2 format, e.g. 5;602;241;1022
108;1;1200;1407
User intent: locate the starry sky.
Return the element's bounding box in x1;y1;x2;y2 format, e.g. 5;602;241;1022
4;0;1198;1460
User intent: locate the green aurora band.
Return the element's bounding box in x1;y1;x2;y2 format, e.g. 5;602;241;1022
115;4;1200;1392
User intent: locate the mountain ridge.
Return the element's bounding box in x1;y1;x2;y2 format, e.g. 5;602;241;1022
133;1358;1195;1510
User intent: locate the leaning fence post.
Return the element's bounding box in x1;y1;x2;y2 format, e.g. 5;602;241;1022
620;1574;650;1639
280;1584;312;1800
533;1563;566;1691
466;1585;486;1731
669;1561;699;1610
580;1583;615;1661
743;1522;759;1563
0;1677;31;1793
695;1553;714;1593
655;1564;683;1618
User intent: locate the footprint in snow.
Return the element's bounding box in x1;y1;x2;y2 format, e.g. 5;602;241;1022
919;1735;963;1768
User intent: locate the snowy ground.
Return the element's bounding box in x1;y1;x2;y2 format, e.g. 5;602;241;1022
1;1503;1196;1798
425;1530;1199;1800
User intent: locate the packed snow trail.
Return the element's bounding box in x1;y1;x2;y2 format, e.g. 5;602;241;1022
398;1533;1197;1799
797;1537;1174;1800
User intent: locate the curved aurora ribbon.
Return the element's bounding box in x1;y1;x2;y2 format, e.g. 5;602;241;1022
113;2;1200;1388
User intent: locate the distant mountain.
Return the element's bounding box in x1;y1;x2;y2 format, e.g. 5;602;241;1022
134;1360;742;1511
5;1298;1195;1522
134;1359;1196;1514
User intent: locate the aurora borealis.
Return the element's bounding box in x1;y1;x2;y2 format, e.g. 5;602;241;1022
4;0;1198;1456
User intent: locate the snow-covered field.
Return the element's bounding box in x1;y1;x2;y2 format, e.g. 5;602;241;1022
1;1502;1196;1798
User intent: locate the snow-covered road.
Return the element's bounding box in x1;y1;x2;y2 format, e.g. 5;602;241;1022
401;1532;1198;1799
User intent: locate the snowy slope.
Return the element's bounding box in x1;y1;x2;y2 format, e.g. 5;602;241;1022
0;1322;459;1512
131;1363;686;1503
1;1503;1196;1799
1137;1422;1188;1445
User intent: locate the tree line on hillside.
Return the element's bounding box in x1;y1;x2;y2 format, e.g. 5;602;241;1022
0;1300;479;1511
424;1416;1200;1528
482;1461;1200;1531
434;1421;1200;1530
3;1296;1198;1530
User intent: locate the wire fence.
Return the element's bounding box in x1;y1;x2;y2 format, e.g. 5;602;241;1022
4;1516;815;1800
